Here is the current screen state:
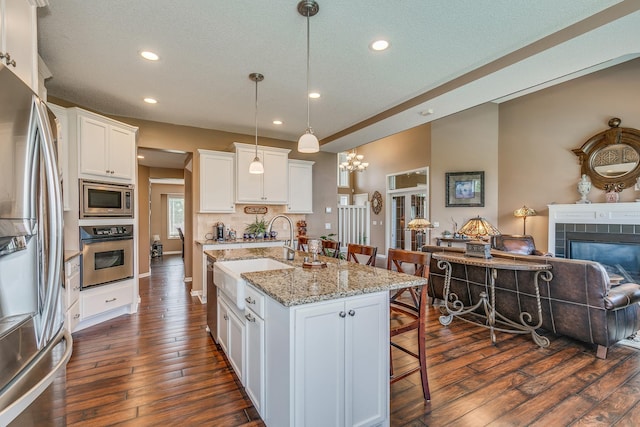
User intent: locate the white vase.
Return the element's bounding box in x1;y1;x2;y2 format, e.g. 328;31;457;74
576;174;592;204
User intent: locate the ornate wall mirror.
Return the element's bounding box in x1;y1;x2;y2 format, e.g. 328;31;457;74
572;118;640;192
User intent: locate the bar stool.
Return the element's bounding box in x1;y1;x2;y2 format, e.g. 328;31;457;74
387;248;431;401
321;239;341;258
346;243;377;266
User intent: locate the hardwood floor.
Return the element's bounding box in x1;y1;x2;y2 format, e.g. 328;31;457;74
58;254;640;426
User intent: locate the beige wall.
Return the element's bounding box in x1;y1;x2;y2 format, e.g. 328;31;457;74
352;123;431;252
431;103;499;242
498;57;640;251
137;166;150;276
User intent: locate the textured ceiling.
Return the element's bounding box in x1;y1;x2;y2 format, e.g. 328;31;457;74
37;0;639;161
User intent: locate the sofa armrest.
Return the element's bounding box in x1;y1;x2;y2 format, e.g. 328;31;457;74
604;283;640;310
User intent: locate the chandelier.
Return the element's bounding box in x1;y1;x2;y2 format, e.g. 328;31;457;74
340;151;369;173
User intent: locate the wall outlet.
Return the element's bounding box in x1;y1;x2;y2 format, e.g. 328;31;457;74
433;221;440;228
372;220;377;225
325;207;332;213
325;223;331;230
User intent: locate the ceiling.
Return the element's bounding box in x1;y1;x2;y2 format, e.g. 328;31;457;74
37;0;640;167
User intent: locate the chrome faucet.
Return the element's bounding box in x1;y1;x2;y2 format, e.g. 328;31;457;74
267;214;295;260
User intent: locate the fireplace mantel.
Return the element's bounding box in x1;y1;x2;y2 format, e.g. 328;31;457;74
548;203;640;256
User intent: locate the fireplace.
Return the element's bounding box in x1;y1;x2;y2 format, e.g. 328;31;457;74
548;203;640;284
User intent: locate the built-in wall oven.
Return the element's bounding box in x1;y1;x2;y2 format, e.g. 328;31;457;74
80;225;134;289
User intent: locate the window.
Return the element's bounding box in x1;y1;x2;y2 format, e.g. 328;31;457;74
167;194;184;239
337;152;349;188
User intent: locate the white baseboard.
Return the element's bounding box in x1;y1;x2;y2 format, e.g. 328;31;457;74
139;271;150;278
184;276;192;282
163;251;182;255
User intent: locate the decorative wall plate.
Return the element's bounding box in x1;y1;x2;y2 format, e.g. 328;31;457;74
371;191;383;215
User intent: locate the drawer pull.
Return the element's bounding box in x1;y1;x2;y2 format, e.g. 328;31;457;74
348;310;355;317
245;296;256;304
105;298;117;303
339;311;346;318
245;313;256;322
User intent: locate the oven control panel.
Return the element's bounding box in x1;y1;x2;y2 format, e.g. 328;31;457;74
80;225;134;240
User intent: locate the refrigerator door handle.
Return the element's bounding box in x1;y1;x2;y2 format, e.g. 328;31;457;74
32;98;64;347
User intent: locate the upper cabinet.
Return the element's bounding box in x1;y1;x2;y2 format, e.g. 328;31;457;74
0;0;38;91
76;111;138;183
234;143;290;204
287;160;314;214
47;103;70;211
199;149;235;213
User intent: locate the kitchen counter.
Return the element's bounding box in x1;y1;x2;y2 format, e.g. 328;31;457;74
64;250;81;262
204;246;426;307
196;238;286;246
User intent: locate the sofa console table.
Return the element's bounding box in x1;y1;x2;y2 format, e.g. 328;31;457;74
432;252;553;347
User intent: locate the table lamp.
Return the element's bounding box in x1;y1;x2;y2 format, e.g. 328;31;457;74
408;217;433;250
513;205;536;235
458;216;500;240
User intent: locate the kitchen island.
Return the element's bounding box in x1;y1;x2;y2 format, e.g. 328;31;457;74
205;247;426;427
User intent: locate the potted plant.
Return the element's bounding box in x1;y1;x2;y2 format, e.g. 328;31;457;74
245;216;268;238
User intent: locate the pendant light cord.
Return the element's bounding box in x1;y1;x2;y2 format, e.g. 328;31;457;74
255;77;259;157
305;10;311;130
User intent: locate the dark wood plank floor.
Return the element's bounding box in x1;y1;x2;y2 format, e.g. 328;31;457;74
57;254;640;426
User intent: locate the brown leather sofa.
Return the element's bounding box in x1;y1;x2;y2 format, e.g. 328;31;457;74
490;234;549;256
423;245;640;358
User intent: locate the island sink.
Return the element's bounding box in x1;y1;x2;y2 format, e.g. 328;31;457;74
213;258;292;310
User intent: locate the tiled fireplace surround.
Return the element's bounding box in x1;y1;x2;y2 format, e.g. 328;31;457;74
548;204;640;272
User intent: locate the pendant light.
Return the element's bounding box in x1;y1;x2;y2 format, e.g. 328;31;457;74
297;0;320;153
249;72;265;174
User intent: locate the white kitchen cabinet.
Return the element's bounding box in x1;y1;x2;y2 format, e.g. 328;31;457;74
244;284;266;416
63;255;81;332
286;159;314;213
234;142;290;204
0;0;37;91
80;280;135;320
218;293;245;384
198;149;235;213
266;291;389;427
77;111;137;183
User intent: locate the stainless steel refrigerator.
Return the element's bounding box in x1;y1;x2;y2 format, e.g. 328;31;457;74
0;64;72;425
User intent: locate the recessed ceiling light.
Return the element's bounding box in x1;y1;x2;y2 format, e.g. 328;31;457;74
309;92;320;99
419;108;434;116
273;120;283;125
137;155;145;159
140;51;159;61
144;98;158;104
370;39;389;51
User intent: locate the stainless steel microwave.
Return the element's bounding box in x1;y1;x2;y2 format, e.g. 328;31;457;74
80;180;134;218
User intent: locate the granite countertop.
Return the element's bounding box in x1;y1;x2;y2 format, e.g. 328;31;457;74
204;247;426;307
64;250;81;262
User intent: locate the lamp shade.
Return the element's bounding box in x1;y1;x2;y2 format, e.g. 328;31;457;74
249;157;264;174
298;130;319;153
513;206;537;218
458;216;500;239
407;218;432;230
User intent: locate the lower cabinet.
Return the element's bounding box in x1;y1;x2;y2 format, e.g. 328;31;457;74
266;290;389;427
217;294;245;384
244;284;265;415
63;255;81;332
80;280;135;319
217;283;389;427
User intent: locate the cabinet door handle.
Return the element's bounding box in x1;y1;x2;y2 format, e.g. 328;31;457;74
106;169;110;174
73;313;80;319
339;311;346;318
0;52;16;67
245;296;255;304
348;310;355;317
245;313;256;322
105;297;117;303
224;314;229;320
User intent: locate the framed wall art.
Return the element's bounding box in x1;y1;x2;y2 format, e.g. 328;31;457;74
445;171;484;207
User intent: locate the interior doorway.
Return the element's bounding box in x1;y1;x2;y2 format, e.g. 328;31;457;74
386;167;429;252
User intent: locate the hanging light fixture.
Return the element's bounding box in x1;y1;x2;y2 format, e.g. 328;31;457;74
249;72;265;174
339;150;369;172
297;0;320;153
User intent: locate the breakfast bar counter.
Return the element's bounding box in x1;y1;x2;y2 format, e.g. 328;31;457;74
204;246;426;306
